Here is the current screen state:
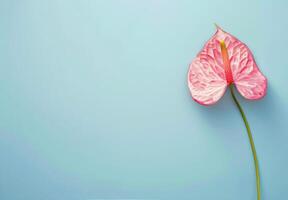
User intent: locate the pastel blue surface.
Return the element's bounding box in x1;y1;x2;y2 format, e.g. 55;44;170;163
0;1;287;200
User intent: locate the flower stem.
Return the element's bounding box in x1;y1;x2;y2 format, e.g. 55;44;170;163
229;84;261;200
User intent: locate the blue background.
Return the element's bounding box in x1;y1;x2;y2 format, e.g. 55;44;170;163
0;1;287;199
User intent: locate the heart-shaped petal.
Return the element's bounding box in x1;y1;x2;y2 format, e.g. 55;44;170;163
188;26;267;105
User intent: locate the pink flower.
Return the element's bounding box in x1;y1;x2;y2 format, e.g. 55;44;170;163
187;25;267;199
188;25;267;105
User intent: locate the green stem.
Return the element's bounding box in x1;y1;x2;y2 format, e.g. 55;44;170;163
229;84;261;200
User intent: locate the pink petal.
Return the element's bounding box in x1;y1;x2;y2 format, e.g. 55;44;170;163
226;35;267;100
188;26;267;104
188;29;228;105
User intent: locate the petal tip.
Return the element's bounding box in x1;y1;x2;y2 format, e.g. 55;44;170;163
214;23;223;32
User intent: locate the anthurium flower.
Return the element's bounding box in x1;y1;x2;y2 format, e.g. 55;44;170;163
187;25;267;200
188;25;267;105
